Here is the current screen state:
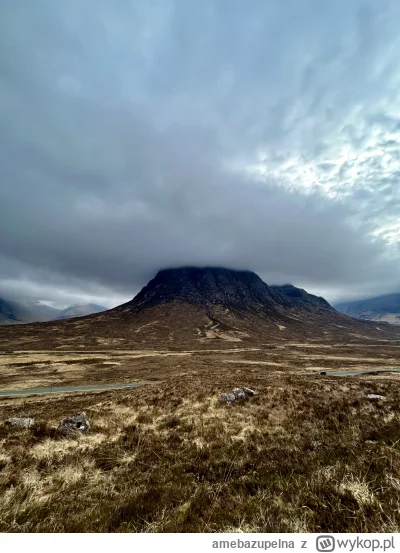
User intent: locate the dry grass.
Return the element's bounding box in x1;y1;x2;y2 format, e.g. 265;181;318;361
1;341;400;533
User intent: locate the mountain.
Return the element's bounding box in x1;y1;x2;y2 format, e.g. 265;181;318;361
131;267;295;311
335;293;400;325
2;266;398;351
271;284;333;311
55;304;107;320
108;267;344;343
0;298;21;324
0;298;107;325
0;298;61;325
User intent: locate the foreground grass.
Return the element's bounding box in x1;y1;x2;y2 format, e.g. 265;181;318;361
0;369;400;532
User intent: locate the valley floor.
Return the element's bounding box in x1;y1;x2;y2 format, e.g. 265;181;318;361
1;341;400;532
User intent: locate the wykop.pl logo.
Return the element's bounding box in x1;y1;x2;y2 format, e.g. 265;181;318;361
316;536;335;552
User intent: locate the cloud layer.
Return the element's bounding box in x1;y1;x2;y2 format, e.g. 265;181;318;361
1;0;400;307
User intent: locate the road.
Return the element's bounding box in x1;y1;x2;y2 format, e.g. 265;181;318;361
0;382;150;398
325;368;400;377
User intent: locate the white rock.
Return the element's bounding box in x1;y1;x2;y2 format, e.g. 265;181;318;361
5;417;34;429
242;387;256;396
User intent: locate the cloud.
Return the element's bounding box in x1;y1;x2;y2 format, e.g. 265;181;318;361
0;0;400;307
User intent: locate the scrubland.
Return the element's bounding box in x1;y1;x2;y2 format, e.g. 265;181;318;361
1;342;400;532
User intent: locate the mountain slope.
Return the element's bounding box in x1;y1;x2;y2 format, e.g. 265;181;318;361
335;293;400;325
271;284;333;312
0;298;61;325
0;298;21;324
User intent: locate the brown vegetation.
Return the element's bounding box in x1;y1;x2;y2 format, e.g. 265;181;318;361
1;341;400;532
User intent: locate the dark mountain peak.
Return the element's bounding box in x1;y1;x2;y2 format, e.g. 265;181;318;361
126;266;336;317
129;266;287;312
273;284;304;297
270;283;333;311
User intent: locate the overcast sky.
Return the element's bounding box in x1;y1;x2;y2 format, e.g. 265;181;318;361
1;0;400;309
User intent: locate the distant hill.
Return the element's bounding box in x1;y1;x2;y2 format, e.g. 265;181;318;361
334;293;400;325
55;304;107;320
0;298;61;325
0;299;107;325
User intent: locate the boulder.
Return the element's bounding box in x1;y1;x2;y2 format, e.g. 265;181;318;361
219;387;256;404
58;412;90;436
5;417;34;429
219;392;236;404
232;387;246;400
